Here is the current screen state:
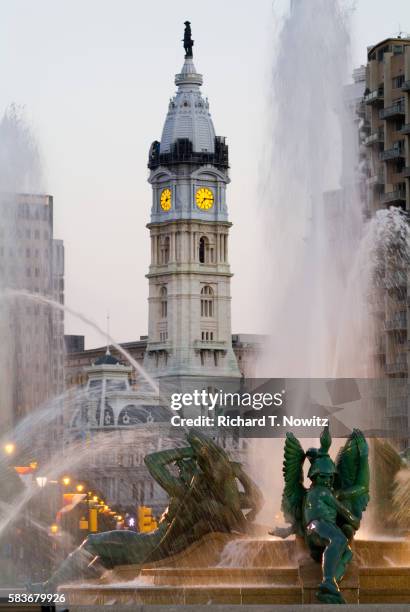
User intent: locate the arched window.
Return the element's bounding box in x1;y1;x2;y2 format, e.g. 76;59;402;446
160;286;167;318
199;236;209;263
201;285;214;317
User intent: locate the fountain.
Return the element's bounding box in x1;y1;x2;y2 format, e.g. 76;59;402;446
58;427;410;606
1;0;410;607
58;1;410;606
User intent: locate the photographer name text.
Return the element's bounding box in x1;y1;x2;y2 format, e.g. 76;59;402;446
170;415;329;428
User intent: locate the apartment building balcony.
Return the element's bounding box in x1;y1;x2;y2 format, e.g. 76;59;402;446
366;168;384;186
387;396;408;416
385;312;407;331
364;87;384;105
402;80;410;92
400;123;410;135
401;166;410;178
385;270;408;289
379;100;405;120
379;187;406;205
364;127;384;146
379;144;405;161
386;357;408;375
370;298;385;313
373;337;386;354
361;119;371;133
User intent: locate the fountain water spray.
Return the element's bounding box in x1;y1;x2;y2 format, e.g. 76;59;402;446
2;289;160;395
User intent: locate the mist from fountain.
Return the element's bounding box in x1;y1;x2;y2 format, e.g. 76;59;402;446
2;289;160;395
258;0;370;378
248;0;410;532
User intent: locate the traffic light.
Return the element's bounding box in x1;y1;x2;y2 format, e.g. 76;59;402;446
138;506;157;533
89;508;98;532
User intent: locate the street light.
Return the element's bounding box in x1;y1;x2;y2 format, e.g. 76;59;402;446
76;484;84;493
50;524;59;535
62;476;71;486
4;443;15;455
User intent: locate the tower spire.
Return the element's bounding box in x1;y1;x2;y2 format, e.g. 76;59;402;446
183;21;194;58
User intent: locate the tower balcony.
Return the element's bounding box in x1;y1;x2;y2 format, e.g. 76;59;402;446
402;80;410;92
146;341;171;354
400;123;410;135
401;166;410;178
379;100;405;120
193;339;227;353
364;127;384;146
379;187;406;205
379;144;405;161
364;87;384;105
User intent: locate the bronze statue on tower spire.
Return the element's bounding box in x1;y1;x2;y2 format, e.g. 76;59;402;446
183;21;194;58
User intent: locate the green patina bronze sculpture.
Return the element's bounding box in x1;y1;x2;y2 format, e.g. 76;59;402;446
271;426;369;605
38;429;262;590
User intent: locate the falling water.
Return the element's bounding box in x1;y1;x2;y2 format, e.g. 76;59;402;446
2;289;160;395
249;0;410;528
259;0;369;378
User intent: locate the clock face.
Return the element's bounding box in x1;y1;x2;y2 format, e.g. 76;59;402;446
160;188;172;211
196;187;214;211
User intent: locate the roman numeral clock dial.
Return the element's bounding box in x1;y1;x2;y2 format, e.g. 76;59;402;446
196;187;214;210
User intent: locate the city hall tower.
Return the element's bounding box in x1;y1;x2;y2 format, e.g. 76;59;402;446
144;23;240;380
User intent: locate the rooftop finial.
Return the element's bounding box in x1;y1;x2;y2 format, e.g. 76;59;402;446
183;21;194;58
106;313;110;356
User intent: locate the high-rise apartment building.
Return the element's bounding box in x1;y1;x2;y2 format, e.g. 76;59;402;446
0;193;65;456
362;37;410;448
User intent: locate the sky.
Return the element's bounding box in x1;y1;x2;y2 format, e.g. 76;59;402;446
0;0;410;348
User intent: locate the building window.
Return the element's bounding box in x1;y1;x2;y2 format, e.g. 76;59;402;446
201;331;214;341
160;236;170;264
392;75;405;89
201;285;214;317
199;236;210;263
160;331;168;342
160;286;167;318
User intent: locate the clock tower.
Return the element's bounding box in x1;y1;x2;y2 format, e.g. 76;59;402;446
143;23;240;381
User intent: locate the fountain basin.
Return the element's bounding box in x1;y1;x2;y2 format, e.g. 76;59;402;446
61;533;410;606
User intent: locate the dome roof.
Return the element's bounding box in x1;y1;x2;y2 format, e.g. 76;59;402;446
94;351;119;366
160;57;216;155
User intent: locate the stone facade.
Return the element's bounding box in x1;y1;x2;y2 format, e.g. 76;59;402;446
64;334;266;390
